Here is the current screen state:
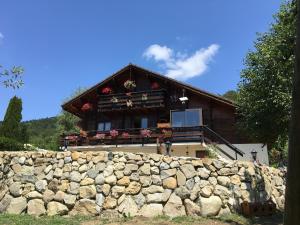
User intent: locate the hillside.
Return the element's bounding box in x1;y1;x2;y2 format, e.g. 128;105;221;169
23;117;59;150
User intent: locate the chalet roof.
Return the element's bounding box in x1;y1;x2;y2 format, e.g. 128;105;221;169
62;64;234;117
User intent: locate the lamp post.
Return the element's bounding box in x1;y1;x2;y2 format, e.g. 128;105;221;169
165;140;172;156
108;149;113;161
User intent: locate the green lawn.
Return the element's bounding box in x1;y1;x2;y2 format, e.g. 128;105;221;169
0;214;251;225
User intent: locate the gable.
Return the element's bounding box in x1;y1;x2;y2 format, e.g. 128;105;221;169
62;64;234;118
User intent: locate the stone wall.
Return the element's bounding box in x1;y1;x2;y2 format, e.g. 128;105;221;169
0;151;285;217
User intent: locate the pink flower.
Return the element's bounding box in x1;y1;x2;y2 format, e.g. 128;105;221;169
81;103;93;112
95;133;105;139
140;129;151;138
102;87;112;94
110;129;119;138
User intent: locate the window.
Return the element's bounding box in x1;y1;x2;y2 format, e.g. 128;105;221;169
141;118;148;128
97;122;111;131
171;109;202;127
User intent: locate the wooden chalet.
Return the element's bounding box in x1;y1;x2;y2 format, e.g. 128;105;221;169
61;64;245;158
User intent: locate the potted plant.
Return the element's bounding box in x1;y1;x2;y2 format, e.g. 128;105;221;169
81;103;93;112
102;87;112;94
124;80;136;90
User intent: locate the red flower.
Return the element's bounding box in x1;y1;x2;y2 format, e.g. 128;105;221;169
81;103;93;112
110;129;119;138
151;82;160;90
102;87;112;94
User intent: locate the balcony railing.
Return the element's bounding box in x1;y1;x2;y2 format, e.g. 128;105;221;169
97;89;165;112
61;126;204;147
60;125;244;159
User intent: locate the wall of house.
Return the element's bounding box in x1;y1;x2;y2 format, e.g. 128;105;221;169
0;151;285;217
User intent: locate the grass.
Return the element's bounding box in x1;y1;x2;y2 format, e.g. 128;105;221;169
0;213;254;225
0;214;91;225
218;213;251;225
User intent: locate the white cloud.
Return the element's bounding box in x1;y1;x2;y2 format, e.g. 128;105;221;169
0;32;3;42
143;44;219;80
143;44;173;61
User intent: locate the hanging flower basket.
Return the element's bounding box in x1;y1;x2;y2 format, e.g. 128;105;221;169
142;93;148;101
81;103;93;112
102;87;112;94
121;132;130;139
151;82;160;90
140;129;151;138
95;133;105;139
110;96;119;103
124;80;136;90
110;129;119;138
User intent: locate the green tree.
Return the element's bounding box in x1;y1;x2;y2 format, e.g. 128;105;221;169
0;65;24;89
0;96;27;143
284;0;300;223
237;0;296;147
57;87;87;135
222;90;238;102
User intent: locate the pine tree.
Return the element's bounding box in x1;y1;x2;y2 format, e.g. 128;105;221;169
0;96;26;143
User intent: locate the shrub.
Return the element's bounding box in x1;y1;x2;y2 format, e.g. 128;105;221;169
0;136;24;151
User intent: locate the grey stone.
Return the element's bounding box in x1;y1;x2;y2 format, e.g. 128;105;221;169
139;204;163;217
180;164;196;179
9;182;22;197
198;196;222;216
163;193;186;217
6;197;27;214
27;199;46;216
35;180;47;193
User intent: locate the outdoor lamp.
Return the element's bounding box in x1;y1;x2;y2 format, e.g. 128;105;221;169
251;150;258;162
108;150;113;160
165;140;172;156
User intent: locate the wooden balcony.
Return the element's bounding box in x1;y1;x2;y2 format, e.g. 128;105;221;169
97;89;165;112
61;126;204;147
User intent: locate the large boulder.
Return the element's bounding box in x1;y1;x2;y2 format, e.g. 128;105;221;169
163;193;186;217
118;196;139;216
27;199;46;216
70;199;98;216
139;204;163;217
197;196;222;216
184;199;201;216
6;197;27;214
47;201;68;216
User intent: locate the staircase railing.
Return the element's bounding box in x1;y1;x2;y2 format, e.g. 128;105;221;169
202;125;245;159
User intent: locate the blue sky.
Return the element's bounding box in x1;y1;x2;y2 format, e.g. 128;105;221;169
0;0;282;121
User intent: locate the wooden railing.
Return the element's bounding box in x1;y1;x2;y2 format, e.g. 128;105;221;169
97;89;166;112
60;125;244;158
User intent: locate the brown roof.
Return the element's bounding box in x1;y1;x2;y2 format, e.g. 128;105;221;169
62;64;234;117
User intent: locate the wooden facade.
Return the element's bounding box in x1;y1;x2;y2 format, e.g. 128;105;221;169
62;64;246;146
